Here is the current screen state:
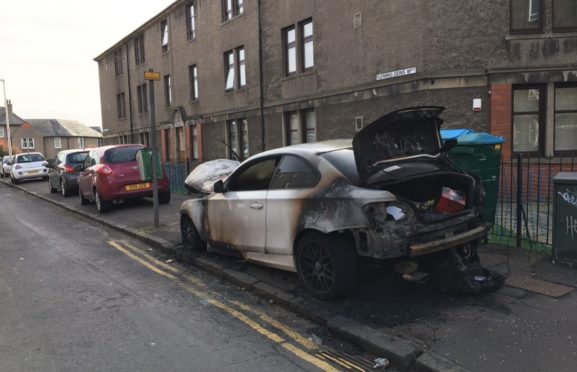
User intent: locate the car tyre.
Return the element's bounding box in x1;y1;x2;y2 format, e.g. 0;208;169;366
48;178;57;193
79;188;89;205
180;215;206;252
159;191;171;204
61;179;71;197
94;190;111;213
11;175;18;184
295;232;357;300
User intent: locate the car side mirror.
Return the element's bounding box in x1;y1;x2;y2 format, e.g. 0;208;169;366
440;139;458;153
213;180;224;193
43;161;49;167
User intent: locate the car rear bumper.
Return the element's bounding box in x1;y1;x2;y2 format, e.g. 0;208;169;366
97;178;170;201
12;169;49;179
409;223;490;257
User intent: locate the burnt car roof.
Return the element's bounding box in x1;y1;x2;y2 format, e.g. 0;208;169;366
352;106;445;185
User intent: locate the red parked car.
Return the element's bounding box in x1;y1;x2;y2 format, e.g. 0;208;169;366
77;144;171;213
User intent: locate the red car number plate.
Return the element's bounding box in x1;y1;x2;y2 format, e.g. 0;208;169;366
125;182;151;191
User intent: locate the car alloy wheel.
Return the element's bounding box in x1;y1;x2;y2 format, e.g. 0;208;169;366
94;190;111;213
296;232;357;300
48;178;57;193
61;179;70;197
180;215;206;252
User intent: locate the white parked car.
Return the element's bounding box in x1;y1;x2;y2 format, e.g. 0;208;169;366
10;152;49;184
1;155;12;178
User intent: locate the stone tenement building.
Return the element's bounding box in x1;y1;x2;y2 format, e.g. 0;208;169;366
95;0;577;164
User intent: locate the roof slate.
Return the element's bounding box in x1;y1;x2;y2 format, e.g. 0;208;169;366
26;119;102;138
0;107;25;126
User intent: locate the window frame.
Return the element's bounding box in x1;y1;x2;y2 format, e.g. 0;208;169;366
134;34;145;66
160;19;169;53
21;137;35;150
116;92;126;119
511;84;546;156
186;1;197;40
222;0;244;22
189;64;199;101
269;154;320;190
137;84;148;113
54;137;62;149
283;25;297;75
226;155;280;192
226;118;249;160
284;109;316;145
224;46;245;91
300;19;314;71
114;48;123;76
164;74;172;107
78;137;85;149
191;125;199;160
553;82;577;156
0;127;4;138
552;0;577;33
510;0;544;35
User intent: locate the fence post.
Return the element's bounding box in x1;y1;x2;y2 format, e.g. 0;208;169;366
516;154;523;248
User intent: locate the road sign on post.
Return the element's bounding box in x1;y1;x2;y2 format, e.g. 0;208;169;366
145;70;160;227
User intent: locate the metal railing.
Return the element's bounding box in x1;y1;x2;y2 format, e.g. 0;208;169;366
163;160;199;194
492;155;577;253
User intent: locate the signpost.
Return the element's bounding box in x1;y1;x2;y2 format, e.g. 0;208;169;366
145;70;161;227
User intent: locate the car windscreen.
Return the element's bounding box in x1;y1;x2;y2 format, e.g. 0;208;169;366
104;147;141;164
17;154;45;163
66;152;89;164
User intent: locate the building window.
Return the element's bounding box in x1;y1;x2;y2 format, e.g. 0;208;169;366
224;47;246;91
553;0;577;32
78;137;85;148
116;92;126;119
164;75;172;107
134;34;145;65
301;19;314;70
0;127;4;137
223;0;243;21
554;84;577;153
54;137;61;149
285;109;317;145
283;19;314;75
140;131;150;147
189;65;199;100
114;48;123;76
191;125;199;160
21;138;34;149
510;0;543;34
161;19;169;53
186;2;197;40
164;128;171;161
137;84;148;113
226;119;248;160
512;85;545;155
284;26;297;75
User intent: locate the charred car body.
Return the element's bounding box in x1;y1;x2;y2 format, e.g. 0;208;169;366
180;107;492;299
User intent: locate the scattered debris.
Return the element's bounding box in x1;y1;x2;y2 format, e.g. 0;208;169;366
309;333;323;346
373;357;390;369
164;258;174;264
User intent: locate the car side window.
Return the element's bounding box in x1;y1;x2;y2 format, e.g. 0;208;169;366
227;157;279;191
269;155;319;189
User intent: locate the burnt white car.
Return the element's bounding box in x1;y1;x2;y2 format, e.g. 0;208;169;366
180;107;488;299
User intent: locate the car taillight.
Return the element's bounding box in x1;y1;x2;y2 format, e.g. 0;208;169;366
96;164;114;176
64;165;74;173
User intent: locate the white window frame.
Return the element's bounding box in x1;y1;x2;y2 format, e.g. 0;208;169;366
54;137;62;149
78;137;85;149
0;127;4;138
21;137;35;149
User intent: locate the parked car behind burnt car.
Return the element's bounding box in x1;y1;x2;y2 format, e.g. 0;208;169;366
180;107;495;299
1;155;13;178
47;149;89;197
77;144;171;213
10;152;49;184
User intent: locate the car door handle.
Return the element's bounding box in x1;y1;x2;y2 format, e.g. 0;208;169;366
250;203;263;210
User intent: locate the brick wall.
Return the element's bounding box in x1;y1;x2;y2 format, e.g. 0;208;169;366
490;84;512;161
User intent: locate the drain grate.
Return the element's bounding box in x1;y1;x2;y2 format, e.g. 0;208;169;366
314;350;378;371
505;274;574;298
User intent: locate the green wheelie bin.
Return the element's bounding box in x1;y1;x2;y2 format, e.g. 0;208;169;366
440;130;505;225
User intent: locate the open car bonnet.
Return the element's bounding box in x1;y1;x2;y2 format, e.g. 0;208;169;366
352;106;445;186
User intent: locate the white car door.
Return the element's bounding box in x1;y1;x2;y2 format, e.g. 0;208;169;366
207;157;280;253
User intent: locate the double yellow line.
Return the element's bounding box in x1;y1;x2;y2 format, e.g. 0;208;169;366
107;240;368;372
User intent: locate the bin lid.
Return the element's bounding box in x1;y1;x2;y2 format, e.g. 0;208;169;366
456;132;505;145
440;129;472;140
554;172;577;184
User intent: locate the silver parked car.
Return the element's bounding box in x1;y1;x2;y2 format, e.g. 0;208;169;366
180;107;489;299
1;155;13;178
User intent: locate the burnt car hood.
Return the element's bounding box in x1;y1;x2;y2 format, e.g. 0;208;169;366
352;106;446;186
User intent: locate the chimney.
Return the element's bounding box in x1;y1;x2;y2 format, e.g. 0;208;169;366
7;99;12;116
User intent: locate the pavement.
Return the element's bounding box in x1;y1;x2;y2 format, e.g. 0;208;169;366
3;177;577;372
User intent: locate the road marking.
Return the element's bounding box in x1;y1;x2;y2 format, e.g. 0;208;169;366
107;240;340;372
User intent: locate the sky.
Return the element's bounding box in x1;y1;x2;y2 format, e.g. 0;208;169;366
0;0;176;129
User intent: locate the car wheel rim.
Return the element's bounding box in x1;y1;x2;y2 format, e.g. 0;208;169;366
299;241;334;292
181;220;195;246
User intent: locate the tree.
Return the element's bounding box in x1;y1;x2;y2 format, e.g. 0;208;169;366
0;138;21;157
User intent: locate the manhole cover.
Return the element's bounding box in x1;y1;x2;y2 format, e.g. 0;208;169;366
505;274;574;297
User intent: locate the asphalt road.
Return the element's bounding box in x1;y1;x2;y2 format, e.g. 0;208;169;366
0;182;378;372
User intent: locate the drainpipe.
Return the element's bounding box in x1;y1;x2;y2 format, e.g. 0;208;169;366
125;43;135;143
257;0;266;152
